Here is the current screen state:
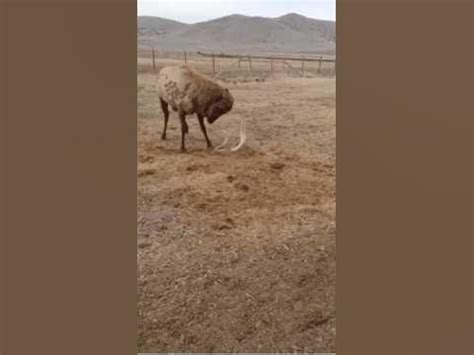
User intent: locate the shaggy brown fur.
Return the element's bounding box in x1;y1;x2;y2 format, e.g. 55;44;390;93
157;65;234;152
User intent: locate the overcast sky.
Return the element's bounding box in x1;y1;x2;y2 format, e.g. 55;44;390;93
137;0;335;23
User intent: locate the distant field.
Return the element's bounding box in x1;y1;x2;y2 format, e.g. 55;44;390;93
137;55;336;352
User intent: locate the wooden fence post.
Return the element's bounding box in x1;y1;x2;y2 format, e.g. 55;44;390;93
301;58;305;77
238;57;241;69
212;54;216;74
318;56;322;74
248;56;252;72
270;59;274;77
184;51;187;64
152;48;156;73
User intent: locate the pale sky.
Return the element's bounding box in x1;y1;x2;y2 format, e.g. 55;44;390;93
137;0;335;23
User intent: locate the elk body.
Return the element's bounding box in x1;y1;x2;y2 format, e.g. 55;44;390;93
157;64;244;152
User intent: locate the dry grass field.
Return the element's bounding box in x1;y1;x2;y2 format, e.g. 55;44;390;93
137;56;336;352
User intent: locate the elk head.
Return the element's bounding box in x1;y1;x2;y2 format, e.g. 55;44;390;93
206;88;234;124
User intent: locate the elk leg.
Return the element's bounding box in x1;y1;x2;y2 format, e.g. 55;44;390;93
197;113;212;148
159;98;169;140
178;109;188;152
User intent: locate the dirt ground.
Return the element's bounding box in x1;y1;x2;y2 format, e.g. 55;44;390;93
137;61;336;352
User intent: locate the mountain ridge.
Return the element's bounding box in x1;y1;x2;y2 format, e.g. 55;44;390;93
138;13;336;55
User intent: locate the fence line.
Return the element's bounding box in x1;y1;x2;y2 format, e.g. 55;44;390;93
196;51;335;77
140;48;336;78
196;51;336;63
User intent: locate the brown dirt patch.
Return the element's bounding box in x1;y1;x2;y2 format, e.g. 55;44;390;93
137;71;336;352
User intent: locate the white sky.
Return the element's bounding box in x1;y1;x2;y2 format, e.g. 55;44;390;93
137;0;335;23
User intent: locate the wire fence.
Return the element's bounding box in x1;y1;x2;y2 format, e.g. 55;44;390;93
137;47;336;80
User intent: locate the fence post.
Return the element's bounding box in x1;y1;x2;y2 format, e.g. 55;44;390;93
318;56;322;74
212;53;216;74
301;58;305;77
152;48;156;73
184;51;187;64
270;59;274;77
248;56;252;72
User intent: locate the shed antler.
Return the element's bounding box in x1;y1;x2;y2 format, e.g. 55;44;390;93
230;117;246;151
213;136;229;151
213;116;246;152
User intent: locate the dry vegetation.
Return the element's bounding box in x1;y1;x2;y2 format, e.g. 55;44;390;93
137;56;336;352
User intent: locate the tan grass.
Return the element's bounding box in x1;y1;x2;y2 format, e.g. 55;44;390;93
137;61;336;352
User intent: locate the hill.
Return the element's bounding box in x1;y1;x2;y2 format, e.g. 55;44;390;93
138;13;335;55
138;16;189;36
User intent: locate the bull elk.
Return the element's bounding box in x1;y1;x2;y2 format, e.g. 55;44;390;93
157;64;246;152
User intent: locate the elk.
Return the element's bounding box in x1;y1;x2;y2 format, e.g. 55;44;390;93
157;64;246;152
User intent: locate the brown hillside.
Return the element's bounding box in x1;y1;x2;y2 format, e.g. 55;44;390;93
138;13;335;55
